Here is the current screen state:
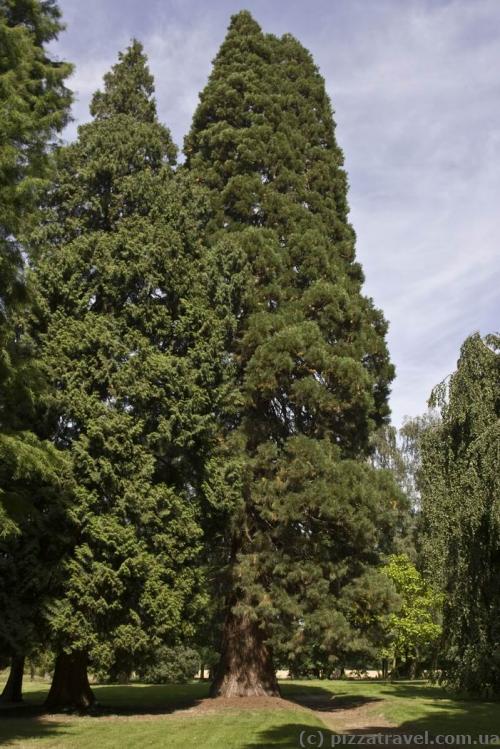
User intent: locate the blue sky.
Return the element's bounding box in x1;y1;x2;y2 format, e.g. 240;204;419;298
51;0;500;427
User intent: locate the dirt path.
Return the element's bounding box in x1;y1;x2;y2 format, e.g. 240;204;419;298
293;693;396;733
292;693;443;748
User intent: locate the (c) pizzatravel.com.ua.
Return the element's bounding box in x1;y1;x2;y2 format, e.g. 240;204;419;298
299;731;500;747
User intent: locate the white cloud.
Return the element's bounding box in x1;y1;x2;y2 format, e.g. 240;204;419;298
307;0;500;425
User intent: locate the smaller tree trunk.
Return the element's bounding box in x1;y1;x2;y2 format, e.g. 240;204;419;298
0;655;25;703
210;610;280;698
381;657;388;680
45;651;95;710
410;650;420;680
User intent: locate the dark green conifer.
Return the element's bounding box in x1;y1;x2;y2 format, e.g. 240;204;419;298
185;12;398;696
0;0;71;703
31;41;219;708
0;0;71;536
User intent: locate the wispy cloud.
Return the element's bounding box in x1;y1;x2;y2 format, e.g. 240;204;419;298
52;0;500;426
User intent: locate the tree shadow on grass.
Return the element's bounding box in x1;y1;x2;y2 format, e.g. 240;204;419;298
320;708;500;746
0;684;211;748
1;682;210;718
242;722;338;748
354;681;500;735
374;680;451;701
237;689;500;748
2;682;380;720
395;699;500;736
299;685;500;740
90;683;209;715
0;717;71;747
282;682;382;713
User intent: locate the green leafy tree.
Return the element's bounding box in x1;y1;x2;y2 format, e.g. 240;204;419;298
30;41;221;709
185;11;399;696
399;413;441;511
381;554;442;678
370;412;440;556
370;426;407;488
137;645;200;685
371;413;440;510
421;333;500;696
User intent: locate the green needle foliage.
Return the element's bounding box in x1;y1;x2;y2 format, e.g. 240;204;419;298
0;0;72;241
30;41;222;705
421;333;500;697
0;0;72;537
185;11;399;695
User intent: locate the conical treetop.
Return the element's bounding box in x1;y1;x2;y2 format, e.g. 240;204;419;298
186;12;357;277
227;9;261;32
62;41;177;227
90;39;157;122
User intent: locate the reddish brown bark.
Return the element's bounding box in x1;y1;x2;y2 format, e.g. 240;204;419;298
0;655;25;703
210;611;280;698
45;651;95;710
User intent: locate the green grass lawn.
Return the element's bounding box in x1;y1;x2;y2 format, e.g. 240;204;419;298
0;678;498;748
283;680;500;736
0;679;329;748
0;706;327;749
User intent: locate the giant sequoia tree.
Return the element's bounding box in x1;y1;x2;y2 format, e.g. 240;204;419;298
31;42;221;708
421;333;500;696
185;12;399;697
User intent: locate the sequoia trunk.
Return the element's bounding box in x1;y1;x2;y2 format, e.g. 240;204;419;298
45;651;95;710
210;610;280;697
0;655;25;703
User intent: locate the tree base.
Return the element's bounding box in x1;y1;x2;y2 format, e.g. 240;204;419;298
0;656;25;703
210;612;280;698
45;651;95;710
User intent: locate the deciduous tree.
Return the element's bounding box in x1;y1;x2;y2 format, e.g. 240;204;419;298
421;333;500;696
381;554;442;678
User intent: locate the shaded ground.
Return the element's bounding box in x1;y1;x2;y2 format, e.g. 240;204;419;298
284;680;500;735
0;678;499;747
293;692;393;731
